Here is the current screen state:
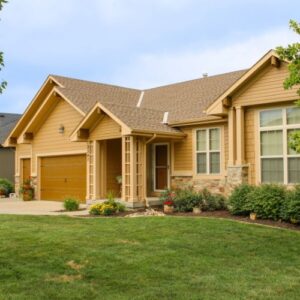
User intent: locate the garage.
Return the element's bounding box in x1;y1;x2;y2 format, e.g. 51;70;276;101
40;155;86;202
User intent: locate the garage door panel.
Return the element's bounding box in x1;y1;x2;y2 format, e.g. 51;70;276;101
41;155;86;202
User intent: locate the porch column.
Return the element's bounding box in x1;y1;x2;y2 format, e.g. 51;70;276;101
122;136;146;207
235;106;245;165
228;107;236;166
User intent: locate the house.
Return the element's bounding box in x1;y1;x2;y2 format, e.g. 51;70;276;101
0;113;21;182
4;50;300;207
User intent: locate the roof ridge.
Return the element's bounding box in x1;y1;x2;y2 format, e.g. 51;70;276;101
50;74;141;92
100;100;166;113
144;69;248;91
50;69;248;92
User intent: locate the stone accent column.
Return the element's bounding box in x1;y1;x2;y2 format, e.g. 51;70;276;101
226;165;249;191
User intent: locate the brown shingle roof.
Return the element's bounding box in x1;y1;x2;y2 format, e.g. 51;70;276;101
141;70;247;123
51;69;247;133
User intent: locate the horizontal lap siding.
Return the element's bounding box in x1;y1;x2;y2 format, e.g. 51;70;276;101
234;63;299;106
32;99;87;173
173;127;193;171
245;109;256;184
233;63;299;185
89;115;121;140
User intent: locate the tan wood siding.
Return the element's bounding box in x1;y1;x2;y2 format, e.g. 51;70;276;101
40;155;86;202
32;99;87;174
173;127;193;171
244;109;256;184
106;139;122;197
89;115;121;140
233;63;299;106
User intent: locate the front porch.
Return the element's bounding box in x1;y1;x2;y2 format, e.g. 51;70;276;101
86;136;175;208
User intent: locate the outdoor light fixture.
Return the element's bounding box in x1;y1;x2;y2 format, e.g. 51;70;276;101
58;124;65;134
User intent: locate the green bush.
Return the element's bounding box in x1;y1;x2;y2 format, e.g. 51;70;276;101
174;189;203;212
229;184;255;215
201;189;227;211
0;178;14;196
247;184;286;220
63;198;80;211
281;186;300;223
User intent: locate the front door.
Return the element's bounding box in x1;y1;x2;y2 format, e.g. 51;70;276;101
153;144;169;191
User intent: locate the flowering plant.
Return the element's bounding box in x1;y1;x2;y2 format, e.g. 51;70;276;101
163;200;174;206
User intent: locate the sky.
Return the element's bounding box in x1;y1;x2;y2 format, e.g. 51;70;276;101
0;0;299;113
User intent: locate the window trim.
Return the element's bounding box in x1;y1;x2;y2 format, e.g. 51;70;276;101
194;127;222;176
258;106;300;184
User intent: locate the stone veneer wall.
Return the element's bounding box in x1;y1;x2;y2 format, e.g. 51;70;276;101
171;165;249;195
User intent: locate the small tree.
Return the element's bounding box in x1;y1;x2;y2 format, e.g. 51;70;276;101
0;0;7;94
276;20;300;153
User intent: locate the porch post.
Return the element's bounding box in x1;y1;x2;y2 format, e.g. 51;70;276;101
235;106;245;165
122;135;146;207
228;107;236;166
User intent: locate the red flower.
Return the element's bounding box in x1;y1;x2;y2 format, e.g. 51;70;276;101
164;200;174;206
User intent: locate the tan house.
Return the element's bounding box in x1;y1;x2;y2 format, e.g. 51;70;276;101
4;50;300;207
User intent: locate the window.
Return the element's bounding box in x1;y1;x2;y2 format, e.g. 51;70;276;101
259;107;300;184
196;128;221;174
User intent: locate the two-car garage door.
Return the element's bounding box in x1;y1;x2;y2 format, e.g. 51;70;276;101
40;155;86;202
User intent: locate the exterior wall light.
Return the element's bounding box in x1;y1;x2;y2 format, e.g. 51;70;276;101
58;125;65;134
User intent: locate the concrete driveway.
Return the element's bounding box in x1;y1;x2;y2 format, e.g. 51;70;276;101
0;198;89;216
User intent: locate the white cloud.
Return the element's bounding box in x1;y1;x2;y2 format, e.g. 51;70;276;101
111;27;296;89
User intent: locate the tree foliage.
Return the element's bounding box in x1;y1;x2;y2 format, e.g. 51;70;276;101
0;0;7;94
276;20;300;153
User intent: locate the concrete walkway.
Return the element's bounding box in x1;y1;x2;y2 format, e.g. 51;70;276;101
0;198;89;216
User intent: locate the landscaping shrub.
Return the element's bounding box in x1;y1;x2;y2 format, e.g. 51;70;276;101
89;198;126;216
63;198;80;211
174;188;202;212
228;184;255;215
201;188;227;211
246;184;286;220
281;186;300;224
0;178;14;196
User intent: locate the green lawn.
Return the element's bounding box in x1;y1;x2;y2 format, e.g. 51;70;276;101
0;216;299;300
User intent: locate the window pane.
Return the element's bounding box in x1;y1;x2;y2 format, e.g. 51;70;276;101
260;130;283;156
210;152;220;174
261;158;284;183
196;130;206;151
287;107;300;125
260;109;282;127
288;157;300;183
287;129;300;155
197;153;206;173
209;128;220;150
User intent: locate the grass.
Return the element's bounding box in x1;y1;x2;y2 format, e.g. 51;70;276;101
0;216;299;300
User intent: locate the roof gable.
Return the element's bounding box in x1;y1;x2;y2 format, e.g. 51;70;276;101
205;50;284;115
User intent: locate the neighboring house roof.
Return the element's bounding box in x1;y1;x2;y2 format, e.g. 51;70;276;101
0;113;22;146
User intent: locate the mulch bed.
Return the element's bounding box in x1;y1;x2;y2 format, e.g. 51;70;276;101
164;210;300;231
78;208;300;231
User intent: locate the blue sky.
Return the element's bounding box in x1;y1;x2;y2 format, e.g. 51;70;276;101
0;0;298;113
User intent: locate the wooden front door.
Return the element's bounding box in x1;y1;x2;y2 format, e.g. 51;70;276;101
154;144;169;191
22;159;31;183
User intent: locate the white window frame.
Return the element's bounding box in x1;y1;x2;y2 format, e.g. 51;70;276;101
259;106;300;184
195;127;221;175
